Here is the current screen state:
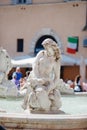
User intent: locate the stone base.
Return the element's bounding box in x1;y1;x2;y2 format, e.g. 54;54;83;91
25;109;66;115
0;113;87;130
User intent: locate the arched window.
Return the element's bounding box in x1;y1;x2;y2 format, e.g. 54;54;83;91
34;35;57;55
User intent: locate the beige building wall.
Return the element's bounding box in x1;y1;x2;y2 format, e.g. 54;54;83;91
0;1;87;59
32;0;64;4
0;0;10;5
0;0;65;5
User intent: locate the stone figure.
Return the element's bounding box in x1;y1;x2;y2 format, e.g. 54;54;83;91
0;45;73;99
0;47;18;98
22;38;62;112
0;47;12;83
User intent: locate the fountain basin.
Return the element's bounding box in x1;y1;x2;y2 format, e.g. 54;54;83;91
0;93;87;130
0;113;87;130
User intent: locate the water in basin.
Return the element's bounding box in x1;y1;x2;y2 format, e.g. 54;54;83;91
0;94;87;115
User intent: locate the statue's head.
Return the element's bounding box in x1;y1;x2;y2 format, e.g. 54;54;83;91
42;38;57;48
42;38;61;61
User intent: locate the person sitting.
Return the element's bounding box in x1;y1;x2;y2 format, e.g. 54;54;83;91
74;75;83;92
82;82;87;92
11;73;20;90
12;67;23;81
19;77;26;89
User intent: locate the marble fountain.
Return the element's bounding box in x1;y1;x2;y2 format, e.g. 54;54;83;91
0;39;87;130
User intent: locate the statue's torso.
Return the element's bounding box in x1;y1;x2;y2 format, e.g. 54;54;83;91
35;55;56;79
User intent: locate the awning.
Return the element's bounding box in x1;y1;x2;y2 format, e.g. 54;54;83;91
11;54;80;68
61;54;79;66
11;55;36;68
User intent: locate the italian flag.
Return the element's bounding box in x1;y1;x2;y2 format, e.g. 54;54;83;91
67;37;78;54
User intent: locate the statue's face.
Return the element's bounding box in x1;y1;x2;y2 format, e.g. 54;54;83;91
47;46;54;56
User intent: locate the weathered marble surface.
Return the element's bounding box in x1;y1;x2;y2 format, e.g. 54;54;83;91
0;113;87;130
0;47;18;98
0;45;72;100
22;39;73;112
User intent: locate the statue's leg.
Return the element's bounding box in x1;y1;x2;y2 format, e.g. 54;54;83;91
22;91;29;110
51;89;62;110
22;83;32;110
29;91;40;109
36;88;51;111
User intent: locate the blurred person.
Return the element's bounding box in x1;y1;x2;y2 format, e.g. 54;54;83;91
19;77;26;88
11;73;20;89
12;67;23;81
82;82;87;92
67;80;74;89
74;75;83;92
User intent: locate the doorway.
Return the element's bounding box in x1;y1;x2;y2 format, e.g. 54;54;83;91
34;35;57;55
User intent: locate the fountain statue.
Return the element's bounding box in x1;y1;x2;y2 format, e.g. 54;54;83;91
22;38;73;112
0;41;73;99
0;47;18;97
0;41;87;130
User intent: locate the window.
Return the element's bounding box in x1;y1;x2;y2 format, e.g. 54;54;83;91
34;35;57;55
17;39;24;52
12;0;32;4
83;38;87;47
18;0;26;4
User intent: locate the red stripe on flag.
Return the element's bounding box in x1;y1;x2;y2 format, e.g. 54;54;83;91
67;48;76;54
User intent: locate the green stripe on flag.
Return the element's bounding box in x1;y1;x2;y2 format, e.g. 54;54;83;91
68;37;78;44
